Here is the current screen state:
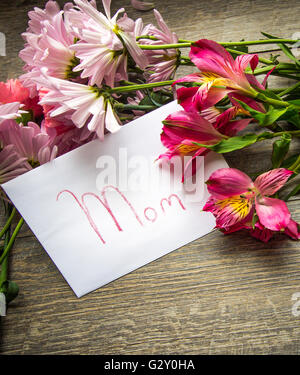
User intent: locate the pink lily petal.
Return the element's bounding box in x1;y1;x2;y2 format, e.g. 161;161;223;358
255;196;291;231
262;66;276;88
229;92;266;113
203;195;253;229
284;219;300;240
173;73;203;85
163;110;225;143
189;39;235;78
206;168;254;199
177;85;229;112
250;221;274;243
216;118;252;137
234;54;259;73
254;168;293;196
245;73;265;90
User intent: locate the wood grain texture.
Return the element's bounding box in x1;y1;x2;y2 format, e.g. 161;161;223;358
1;0;300;355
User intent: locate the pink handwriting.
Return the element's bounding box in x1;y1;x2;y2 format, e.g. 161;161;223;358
57;185;186;244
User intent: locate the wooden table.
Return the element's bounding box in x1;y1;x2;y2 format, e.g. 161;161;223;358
1;0;300;355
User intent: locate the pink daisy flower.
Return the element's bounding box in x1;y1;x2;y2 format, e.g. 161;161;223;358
0;145;30;184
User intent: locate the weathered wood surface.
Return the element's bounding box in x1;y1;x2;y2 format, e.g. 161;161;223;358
0;0;300;355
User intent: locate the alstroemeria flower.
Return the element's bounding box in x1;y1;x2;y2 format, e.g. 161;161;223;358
0;145;30;184
174;39;261;112
36;72;121;140
73;0;148;70
159;109;251;180
203;168;298;238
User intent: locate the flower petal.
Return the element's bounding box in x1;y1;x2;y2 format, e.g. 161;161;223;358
203;195;253;229
189;39;235;77
254;168;293;196
206;168;254;199
234;54;259;73
255;196;291;231
284;219;300;240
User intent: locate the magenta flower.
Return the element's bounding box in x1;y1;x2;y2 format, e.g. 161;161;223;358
174;39;261;111
0;120;57;166
0;145;30;184
159;109;251;180
141;10;179;83
203;168;299;241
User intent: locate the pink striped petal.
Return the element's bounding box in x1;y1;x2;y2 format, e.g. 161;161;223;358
255;196;291;231
163;110;225;143
254;168;293;196
189;39;235;77
206;168;254;199
234;54;259;73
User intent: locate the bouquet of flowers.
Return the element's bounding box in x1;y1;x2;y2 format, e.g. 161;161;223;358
1;0;300;312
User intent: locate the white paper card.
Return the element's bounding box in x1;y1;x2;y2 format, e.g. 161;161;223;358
3;101;228;297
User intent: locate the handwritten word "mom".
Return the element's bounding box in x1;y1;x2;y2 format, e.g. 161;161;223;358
57;185;186;244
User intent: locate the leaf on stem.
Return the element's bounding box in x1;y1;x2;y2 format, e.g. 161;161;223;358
272;133;291;168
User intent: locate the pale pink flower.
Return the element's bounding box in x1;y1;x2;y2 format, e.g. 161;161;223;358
131;0;154;11
36;73;121;140
26;1;60;35
19;11;79;84
0;120;57;165
72;0;148;70
0;145;31;184
140;10;179;83
0;103;22;125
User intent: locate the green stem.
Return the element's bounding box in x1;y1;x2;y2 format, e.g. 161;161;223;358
138;38;299;50
0;207;16;239
109;80;175;93
267;130;300;138
256;93;292;108
115;104;158;111
288;154;300;172
0;218;24;265
0;231;10;288
278;81;300;97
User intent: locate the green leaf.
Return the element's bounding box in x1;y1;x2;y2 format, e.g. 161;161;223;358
0;280;19;304
278;106;300;129
271;133;292;168
195;133;258;153
281;154;300;169
234;98;288;126
261;32;300;67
